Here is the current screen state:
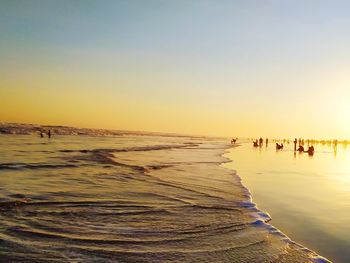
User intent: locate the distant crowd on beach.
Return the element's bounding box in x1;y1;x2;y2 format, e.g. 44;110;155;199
244;137;348;156
251;137;315;155
231;137;348;157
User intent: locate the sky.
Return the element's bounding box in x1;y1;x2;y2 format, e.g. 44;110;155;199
1;0;350;139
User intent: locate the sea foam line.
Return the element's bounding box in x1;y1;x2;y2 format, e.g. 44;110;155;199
221;144;332;263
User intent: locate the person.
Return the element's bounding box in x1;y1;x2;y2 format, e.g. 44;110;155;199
297;145;304;152
276;143;283;150
293;138;297;151
266;138;268;146
48;130;51;139
259;137;263;147
306;146;314;155
40;132;44;138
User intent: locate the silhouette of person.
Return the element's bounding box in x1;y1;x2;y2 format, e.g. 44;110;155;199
266;138;268;146
294;138;297;151
307;146;314;155
276;143;283;149
259;137;263;147
48;130;51;139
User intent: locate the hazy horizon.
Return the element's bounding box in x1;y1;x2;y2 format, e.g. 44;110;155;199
1;0;350;138
2;121;349;142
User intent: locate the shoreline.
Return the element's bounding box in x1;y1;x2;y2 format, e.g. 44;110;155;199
0;134;334;262
222;144;332;263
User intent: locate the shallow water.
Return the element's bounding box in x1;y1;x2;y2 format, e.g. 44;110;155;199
0;134;328;262
224;142;350;263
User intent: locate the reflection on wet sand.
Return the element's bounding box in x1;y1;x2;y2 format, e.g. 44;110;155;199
225;141;350;263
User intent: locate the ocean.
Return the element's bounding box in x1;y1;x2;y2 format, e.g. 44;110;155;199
0;133;329;262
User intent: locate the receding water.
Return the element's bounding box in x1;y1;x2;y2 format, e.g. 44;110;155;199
0;134;331;262
224;141;350;263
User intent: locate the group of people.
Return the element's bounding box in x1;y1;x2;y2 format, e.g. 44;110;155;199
39;130;52;138
293;138;314;155
251;137;315;155
253;137;269;147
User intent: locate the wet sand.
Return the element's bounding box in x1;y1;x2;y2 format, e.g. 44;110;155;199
225;142;350;262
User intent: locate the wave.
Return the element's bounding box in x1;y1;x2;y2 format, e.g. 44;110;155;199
0;134;332;262
0;162;79;170
59;143;199;154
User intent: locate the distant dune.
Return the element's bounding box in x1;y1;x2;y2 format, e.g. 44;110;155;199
0;122;201;138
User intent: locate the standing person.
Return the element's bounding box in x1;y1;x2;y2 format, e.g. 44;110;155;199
266;138;268;146
48;130;51;139
294;138;297;151
259;137;263;147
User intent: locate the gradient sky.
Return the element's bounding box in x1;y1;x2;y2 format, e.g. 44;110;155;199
1;0;350;138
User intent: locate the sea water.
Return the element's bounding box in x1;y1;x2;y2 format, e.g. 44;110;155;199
0;134;329;262
224;141;350;263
